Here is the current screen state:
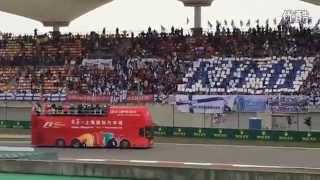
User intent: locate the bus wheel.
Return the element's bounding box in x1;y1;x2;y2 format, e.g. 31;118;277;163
71;139;82;148
120;140;130;149
55;139;65;148
106;138;118;148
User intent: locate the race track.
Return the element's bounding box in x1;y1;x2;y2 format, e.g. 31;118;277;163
1;141;320;169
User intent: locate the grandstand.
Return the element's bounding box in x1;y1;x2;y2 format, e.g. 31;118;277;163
1;0;320;141
0;24;319;96
178;57;315;95
0;1;320;180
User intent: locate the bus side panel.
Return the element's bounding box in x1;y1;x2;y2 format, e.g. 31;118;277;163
32;106;153;148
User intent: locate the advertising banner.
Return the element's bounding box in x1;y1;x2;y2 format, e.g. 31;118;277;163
268;95;308;113
237;95;268;112
0;93;66;102
175;95;236;114
66;95;154;103
82;59;113;69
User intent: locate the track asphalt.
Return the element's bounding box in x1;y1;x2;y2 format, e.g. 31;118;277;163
1;141;320;169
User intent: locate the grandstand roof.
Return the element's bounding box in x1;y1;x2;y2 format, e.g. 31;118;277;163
301;0;320;5
178;0;214;6
0;0;113;26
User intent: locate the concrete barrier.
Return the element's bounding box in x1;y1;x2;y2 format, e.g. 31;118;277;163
0;152;57;160
0;160;319;180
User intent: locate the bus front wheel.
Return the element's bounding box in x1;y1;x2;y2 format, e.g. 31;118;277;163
120;140;130;149
55;139;65;148
71;139;82;148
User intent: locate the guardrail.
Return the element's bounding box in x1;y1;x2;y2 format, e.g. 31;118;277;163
0;120;319;143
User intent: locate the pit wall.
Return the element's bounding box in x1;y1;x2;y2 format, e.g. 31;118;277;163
0;160;319;180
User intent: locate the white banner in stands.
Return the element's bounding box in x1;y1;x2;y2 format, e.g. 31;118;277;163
0;93;66;101
175;95;236;114
82;59;113;69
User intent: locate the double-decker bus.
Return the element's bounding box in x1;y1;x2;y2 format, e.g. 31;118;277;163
31;104;154;149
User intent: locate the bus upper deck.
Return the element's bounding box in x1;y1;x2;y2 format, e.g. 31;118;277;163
32;103;109;116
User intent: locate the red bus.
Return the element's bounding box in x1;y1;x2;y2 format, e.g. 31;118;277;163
31;104;154;149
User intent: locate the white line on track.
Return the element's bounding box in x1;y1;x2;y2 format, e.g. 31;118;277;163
0;146;34;152
59;158;320;170
1;141;319;151
0;141;30;144
183;162;213;166
130;160;159;164
74;159;106;162
155;142;320;150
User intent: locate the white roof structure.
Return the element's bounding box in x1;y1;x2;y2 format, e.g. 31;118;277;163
0;0;113;27
302;0;320;5
178;0;214;6
0;0;317;31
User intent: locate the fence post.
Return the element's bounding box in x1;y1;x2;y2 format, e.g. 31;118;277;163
297;111;299;131
5;99;7;121
237;100;240;129
172;104;175;128
203;106;206;128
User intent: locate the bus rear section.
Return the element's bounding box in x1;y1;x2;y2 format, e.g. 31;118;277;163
31;105;154;149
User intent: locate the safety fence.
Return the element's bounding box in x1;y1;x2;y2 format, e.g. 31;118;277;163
0;120;30;129
1;120;320;143
154;126;320;142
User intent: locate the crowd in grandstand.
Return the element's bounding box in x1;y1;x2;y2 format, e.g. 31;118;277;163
0;23;320;96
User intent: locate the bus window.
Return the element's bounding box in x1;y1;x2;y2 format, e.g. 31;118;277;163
145;127;153;139
139;127;153;139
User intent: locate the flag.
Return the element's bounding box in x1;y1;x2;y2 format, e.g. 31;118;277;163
265;19;269;25
273;18;277;25
314;19;320;29
280;17;285;26
208;20;213;28
246;19;251;27
216;20;221;27
240;20;243;27
187;17;190;25
256;19;259;25
224;20;228;26
280;17;290;26
231;20;235;27
312;19;320;31
161;25;166;32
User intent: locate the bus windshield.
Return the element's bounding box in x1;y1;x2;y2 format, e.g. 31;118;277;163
139;127;153;139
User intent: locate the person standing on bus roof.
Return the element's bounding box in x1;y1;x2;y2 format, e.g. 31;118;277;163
44;102;51;114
